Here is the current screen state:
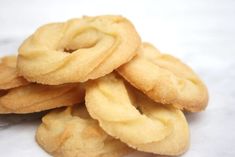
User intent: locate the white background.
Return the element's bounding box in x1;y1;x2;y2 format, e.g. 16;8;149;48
0;0;235;157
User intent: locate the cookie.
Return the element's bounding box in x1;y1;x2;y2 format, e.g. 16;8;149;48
18;15;141;85
118;43;208;112
36;105;132;157
0;57;84;114
0;83;84;114
85;73;189;156
0;56;28;90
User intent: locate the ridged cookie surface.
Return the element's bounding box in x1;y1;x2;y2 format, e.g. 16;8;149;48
18;15;141;85
118;43;208;112
36;105;132;157
0;83;84;114
85;73;189;156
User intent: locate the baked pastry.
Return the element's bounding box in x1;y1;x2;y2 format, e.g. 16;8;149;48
0;56;28;90
85;73;189;155
18;15;141;85
0;56;84;114
36;105;132;157
118;43;208;112
0;83;84;114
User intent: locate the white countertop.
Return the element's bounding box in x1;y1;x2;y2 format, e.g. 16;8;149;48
0;0;235;156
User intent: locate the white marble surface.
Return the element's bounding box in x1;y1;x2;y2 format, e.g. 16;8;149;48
0;0;235;156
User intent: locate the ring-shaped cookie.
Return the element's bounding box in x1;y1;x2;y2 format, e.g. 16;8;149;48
36;105;132;157
18;15;141;85
85;73;189;155
118;43;208;112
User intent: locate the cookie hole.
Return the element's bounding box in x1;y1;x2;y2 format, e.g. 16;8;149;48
63;41;98;54
71;104;91;119
136;106;143;115
63;48;77;53
62;29;100;54
0;90;8;97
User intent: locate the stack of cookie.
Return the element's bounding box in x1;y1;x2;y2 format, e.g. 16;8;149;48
0;15;208;157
